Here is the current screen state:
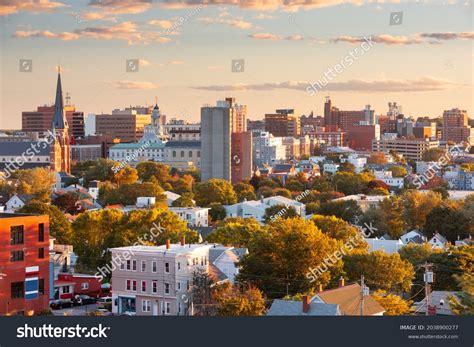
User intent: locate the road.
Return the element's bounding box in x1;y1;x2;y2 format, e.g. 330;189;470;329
51;304;100;316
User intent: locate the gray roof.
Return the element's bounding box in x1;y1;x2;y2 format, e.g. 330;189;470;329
165;141;201;148
0;141;50;156
267;300;340;316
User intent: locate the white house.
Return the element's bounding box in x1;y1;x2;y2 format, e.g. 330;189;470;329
428;232;448;249
5;194;32;212
323;163;340;174
400;230;427;245
374;170;404;189
136;197;156;208
164;191;181;207
333;194;387;212
341;154;367;173
366;238;404;254
225;195;306;223
209;245;247;284
169;207;209;227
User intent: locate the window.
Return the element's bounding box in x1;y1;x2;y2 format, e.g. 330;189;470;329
132;260;137;271
187;281;190;290
172;151;176;158
38;248;44;259
152;261;157;273
141;260;146;272
141;281;146;293
63;286;70;294
197;151;200;158
165;283;170;294
177;282;181;290
142;300;151;312
81;282;89;290
180;151;184;158
152;281;157;294
189;151;193;157
126;260;131;270
177;262;181;270
38;224;44;242
165;262;170;273
38;279;45;295
10;226;24;245
10;250;24;262
165;302;171;314
126;280;131;291
11;282;24;299
132;280;137;291
120;261;125;270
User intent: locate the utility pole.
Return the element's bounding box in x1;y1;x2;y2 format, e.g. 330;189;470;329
422;262;434;316
360;275;365;316
286;275;290;297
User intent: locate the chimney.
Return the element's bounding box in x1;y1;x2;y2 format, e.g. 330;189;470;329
318;284;323;293
338;276;345;288
166;239;170;249
302;295;311;313
180;236;185;246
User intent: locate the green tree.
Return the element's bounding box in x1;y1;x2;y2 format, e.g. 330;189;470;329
20;201;72;244
136;162;170;183
422;148;447;162
263;204;299;223
208;203;227;222
377;196;407;239
238;218;343;298
194;179;237;206
83;159;118;186
316;200;363;223
449;274;474;315
171;192;195;207
389;165;408;178
401;190;442;230
399;243;437;267
100;182;165;206
424;204;470;241
343;251;415;292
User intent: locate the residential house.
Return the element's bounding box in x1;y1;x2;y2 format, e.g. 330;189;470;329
413;291;461;315
400;230;427;245
366;238;404;254
428;232;449;249
333;194;386;212
169;207;210;227
267;295;340;316
5;194;33;212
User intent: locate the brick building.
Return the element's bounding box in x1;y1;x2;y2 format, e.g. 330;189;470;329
0;213;50;316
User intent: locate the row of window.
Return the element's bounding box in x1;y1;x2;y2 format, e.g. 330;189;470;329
171;150;200;158
120;257;207;272
141;300;171;314
11;280;45;299
10;248;45;262
10;224;45;245
125;279;189;294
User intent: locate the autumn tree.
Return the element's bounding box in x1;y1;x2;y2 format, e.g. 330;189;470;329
111;165;138;186
449;274;474;315
20;201;72;244
53;192;84;215
100;182;166;206
234;182;256;202
389;165;408;178
206;217;264;247
422;148;447;162
136;162;170;183
317;200;363;223
262;204;299;223
373;290;412;315
171;192;195;207
376;196;407;239
401;190;442;231
368;152;388;165
13;168;56;202
216;286;266;316
343;251;415;292
424;204;470;241
238;218;343;298
194;179;237;206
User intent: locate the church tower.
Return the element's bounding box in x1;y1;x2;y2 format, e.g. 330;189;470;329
49;67;71;173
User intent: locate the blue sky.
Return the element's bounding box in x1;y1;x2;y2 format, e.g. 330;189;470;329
0;0;472;129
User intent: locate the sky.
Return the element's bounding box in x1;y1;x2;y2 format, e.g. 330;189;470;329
0;0;473;129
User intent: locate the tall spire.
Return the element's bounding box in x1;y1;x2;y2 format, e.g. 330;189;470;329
51;66;67;129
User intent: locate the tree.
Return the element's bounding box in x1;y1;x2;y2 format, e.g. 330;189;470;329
368;152;388;165
111;165;138;186
208;203;227;222
168;175;194;194
343;251;415;292
399;243;437;267
100;182;166;206
206;217;263;247
20;201;72;244
216;286;266;316
338;162;356;173
263;204;299;223
316;200;362;223
332;172;365;195
136;162;170;183
449;274;474;315
389;165;408;178
422;148;447;162
311;215;368;252
463;194;474;233
373;290;412;315
13;168;56;202
83;159;118;186
194;179;237;206
377;196;407;239
401;190;442;230
234;182;256;202
284;179;304;192
424;204;470;241
273;188;292;199
53;192;84;215
305;202;320;215
238;218;343;298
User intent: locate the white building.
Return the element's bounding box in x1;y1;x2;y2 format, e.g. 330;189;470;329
136;197;156;208
323;163;340;174
341;154;367;173
428;232;448;249
374;170;404;189
365;238;404;254
169;207;209;227
253;132;286;166
333;194;387;212
225;195;306;223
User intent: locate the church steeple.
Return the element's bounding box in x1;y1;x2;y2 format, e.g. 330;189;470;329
51;66;67;129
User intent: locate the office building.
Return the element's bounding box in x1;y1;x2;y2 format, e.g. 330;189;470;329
96;107;151;143
265;109;300;137
443;108;472;143
372;137;439;160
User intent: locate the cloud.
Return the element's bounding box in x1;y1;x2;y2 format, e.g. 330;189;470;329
253;13;275;19
248;33;304;40
148;19;174;29
138;59;151;66
14;22;171;45
75;11;117;22
113;80;159;89
87;0;153;14
0;0;66;16
198;17;253;29
193;77;462;92
331;32;474;45
169;60;184;64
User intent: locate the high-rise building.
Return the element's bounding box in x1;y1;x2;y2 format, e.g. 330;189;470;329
252;132;286;166
22;106;84;139
443;108;472;143
200;100;233;181
301;112;324;135
372;137;439;160
323;97;368;131
0;213;50;316
347;124;380;151
95;108;151;143
231;132;252;184
265;109;300;137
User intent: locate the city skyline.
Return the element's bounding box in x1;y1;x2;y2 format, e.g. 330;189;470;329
0;0;473;129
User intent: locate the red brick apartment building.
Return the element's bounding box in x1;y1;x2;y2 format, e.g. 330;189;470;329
0;213;50;316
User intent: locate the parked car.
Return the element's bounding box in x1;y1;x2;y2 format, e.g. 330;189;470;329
73;295;97;306
97;296;112;311
49;299;73;310
94;308;112;316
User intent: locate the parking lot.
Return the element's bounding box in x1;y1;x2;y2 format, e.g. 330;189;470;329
51;303;105;316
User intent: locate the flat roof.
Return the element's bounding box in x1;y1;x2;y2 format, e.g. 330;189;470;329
111;243;212;255
0;213;45;218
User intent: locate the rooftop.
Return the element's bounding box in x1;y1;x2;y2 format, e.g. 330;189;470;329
111;243;212;255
